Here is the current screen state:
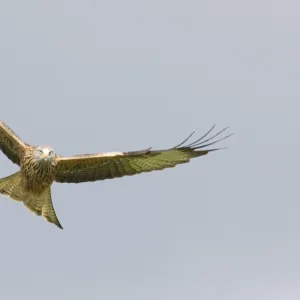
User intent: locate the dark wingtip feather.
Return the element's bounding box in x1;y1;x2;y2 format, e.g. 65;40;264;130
172;131;195;148
174;126;233;152
57;222;64;230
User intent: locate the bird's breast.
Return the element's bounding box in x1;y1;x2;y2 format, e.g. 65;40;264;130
21;155;56;191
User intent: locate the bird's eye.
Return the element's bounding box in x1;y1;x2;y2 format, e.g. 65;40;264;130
49;151;53;156
38;149;43;154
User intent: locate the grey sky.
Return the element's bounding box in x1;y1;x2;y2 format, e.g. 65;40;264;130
0;0;299;299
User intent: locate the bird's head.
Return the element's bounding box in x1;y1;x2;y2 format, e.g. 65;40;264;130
34;146;56;163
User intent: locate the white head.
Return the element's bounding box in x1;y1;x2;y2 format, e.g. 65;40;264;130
34;146;56;163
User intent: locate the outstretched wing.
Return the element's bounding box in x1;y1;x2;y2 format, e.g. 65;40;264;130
0;121;28;165
54;125;232;183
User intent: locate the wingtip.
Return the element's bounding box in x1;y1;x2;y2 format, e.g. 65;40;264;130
56;222;64;230
207;146;229;152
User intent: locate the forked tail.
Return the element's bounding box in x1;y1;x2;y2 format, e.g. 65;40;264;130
0;172;63;229
24;188;63;229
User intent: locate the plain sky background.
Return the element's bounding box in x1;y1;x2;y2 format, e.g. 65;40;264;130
0;0;299;299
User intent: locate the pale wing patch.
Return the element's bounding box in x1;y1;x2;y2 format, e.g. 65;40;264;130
57;151;124;161
99;152;124;157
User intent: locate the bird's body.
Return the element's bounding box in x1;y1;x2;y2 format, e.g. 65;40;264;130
0;121;232;229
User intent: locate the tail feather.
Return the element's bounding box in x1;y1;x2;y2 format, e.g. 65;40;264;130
0;172;63;229
41;189;63;229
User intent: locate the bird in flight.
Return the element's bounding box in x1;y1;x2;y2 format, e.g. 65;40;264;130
0;121;232;229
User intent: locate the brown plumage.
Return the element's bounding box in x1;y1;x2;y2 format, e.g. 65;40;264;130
0;121;232;229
